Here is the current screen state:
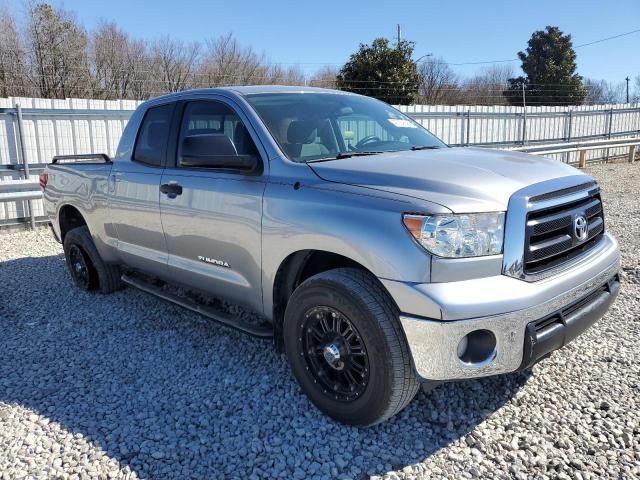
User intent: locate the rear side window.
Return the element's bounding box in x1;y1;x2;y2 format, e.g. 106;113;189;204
133;104;174;166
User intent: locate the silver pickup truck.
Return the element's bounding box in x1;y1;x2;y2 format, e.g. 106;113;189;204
42;86;620;426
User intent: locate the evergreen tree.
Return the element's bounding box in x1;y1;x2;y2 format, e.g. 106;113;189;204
337;38;419;105
504;26;587;106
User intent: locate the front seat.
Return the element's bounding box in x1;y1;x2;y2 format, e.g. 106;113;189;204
284;120;316;159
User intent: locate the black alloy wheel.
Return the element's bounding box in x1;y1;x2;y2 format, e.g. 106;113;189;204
283;268;419;426
301;306;370;402
67;243;93;289
63;225;123;293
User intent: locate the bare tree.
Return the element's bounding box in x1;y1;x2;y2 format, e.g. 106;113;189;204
196;33;306;87
198;33;267;86
0;8;30;97
601;81;626;104
460;65;514;105
584;78;626;104
150;36;200;93
416;57;459;104
264;64;305;86
584;78;606;104
310;65;339;88
25;3;90;98
123;39;154;99
89;21;148;99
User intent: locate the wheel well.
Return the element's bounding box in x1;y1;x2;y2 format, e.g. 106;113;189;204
58;205;87;242
272;250;369;351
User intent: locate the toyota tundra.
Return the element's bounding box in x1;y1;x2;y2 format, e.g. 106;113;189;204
42;86;621;426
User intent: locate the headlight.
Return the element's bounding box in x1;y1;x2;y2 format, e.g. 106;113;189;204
402;212;505;258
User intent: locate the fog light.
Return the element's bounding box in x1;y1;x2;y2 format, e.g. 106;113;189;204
457;330;497;366
456;335;468;358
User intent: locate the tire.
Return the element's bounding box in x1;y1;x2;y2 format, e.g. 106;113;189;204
63;226;123;294
283;267;419;426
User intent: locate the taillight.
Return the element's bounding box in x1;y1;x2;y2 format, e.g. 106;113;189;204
39;172;48;192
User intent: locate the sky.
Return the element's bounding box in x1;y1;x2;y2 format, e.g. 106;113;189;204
3;0;639;84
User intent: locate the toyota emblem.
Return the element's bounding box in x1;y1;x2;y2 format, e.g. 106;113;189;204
574;215;588;242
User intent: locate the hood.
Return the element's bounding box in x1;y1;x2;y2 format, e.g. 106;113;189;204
308;147;585;213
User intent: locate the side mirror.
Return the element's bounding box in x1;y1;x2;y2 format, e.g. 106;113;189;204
179;134;259;171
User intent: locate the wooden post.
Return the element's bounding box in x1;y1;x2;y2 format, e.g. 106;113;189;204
578;150;587;168
629;145;637;163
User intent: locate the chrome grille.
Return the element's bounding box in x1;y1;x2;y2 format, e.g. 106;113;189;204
524;187;604;274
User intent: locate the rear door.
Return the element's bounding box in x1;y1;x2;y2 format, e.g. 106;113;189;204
159;98;267;313
109;102;175;277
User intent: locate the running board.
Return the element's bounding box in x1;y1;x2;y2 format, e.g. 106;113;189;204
121;273;273;338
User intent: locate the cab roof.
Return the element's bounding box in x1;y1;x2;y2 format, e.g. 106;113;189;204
148;85;356;103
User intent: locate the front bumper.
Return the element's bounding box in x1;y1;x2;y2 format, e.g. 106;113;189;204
392;233;620;381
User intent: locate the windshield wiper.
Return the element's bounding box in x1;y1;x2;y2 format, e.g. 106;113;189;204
411;145;442;151
334;151;383;159
306;151;383;163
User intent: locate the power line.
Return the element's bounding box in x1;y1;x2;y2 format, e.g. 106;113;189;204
574;28;640;48
421;27;640;66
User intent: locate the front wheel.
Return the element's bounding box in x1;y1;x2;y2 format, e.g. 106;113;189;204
283;268;418;426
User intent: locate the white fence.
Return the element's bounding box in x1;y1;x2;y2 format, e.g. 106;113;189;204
1;97;639;225
397;103;640;164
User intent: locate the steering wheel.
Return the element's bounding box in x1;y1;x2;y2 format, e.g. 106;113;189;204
354;135;382;149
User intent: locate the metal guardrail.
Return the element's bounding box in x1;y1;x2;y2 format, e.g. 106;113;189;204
512;137;640;167
0;180;41;200
0;179;42;228
513;137;640;154
0;163;47;172
456;129;640;149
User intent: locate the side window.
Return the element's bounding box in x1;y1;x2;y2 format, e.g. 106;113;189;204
133;103;174;166
177;101;259;169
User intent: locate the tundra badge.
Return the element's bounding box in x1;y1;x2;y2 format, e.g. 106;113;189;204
198;256;231;268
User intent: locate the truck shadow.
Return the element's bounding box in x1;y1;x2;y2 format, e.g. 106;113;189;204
0;254;532;479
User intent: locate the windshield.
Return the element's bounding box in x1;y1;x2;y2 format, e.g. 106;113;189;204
244;92;446;162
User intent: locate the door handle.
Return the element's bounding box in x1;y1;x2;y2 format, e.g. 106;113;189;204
160;183;183;197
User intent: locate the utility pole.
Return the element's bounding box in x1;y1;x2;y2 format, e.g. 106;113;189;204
397;24;401;45
625;76;630;103
521;81;527;145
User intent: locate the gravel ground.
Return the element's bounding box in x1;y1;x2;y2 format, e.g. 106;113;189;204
0;163;638;480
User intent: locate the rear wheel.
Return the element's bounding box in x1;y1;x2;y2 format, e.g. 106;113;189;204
283;268;418;426
63;226;123;293
66;243;96;290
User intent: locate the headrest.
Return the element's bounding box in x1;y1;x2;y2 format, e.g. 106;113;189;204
287;120;316;144
189;128;221;136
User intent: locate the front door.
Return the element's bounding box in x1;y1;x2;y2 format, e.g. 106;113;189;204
159;99;266;313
